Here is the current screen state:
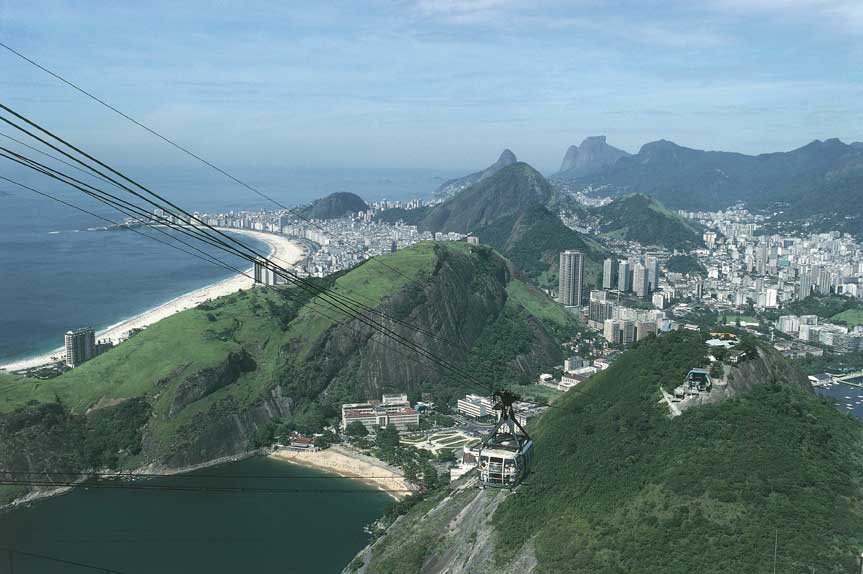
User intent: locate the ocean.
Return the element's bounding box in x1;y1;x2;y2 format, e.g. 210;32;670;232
0;456;392;574
0;166;455;363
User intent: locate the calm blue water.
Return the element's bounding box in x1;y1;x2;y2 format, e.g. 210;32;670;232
0;456;392;574
816;379;863;422
0;167;453;363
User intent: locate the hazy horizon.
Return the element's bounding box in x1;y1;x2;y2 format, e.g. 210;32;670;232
2;0;861;174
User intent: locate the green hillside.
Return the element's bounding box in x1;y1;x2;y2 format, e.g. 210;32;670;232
478;204;607;291
298;191;369;220
360;331;863;573
419;162;607;291
0;242;580;504
593;193;703;249
420;163;554;234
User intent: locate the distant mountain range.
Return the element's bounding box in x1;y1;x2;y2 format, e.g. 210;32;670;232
554;137;863;233
298;192;368;220
434;149;518;198
555;135;630;178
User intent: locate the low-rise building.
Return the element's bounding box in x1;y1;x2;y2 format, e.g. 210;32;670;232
457;394;494;419
341;393;419;432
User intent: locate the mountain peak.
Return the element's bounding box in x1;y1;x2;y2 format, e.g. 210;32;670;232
556;135;629;177
434;149;518;198
498;149;517;164
421;160;554;234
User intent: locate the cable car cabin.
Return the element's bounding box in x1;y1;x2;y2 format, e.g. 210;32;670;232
478;434;533;488
477;390;533;489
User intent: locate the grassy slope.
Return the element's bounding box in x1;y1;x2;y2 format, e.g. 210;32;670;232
492;330;863;573
0;242;580;468
832;309;863;328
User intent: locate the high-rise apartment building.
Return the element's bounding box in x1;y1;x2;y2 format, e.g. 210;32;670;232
617;260;632;292
633;265;649;298
602;258;616;289
559;250;584;307
64;327;95;368
645;256;660;291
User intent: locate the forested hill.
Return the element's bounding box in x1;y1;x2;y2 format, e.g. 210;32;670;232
566;138;863;233
593;193;704;250
0;242;580;506
420;162;554;234
420;163;607;291
355;331;863;574
298;191;369;220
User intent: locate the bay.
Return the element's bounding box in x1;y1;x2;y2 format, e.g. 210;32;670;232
0;456;391;574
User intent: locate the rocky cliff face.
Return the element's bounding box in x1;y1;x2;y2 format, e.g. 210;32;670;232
555;136;629;178
347;482;536;574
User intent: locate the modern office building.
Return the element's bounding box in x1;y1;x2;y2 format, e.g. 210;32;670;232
602;258;616;289
558;250;584;307
617;260;632;293
64;327;96;368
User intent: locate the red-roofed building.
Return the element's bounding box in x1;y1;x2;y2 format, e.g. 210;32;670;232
341;394;420;432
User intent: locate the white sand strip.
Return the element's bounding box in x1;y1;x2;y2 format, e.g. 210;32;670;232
270;445;416;501
0;230;305;373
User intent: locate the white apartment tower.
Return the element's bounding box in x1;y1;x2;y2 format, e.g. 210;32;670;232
559;250;584;307
602;258;616;290
64;327;96;368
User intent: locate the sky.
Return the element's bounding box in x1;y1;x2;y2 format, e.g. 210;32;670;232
0;0;861;174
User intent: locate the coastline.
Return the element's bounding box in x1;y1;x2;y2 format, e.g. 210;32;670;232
0;229;306;373
270;445;415;501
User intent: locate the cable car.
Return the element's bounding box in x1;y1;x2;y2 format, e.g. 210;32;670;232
477;390;533;489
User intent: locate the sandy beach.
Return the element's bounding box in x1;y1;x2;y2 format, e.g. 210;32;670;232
270;445;416;501
0;229;306;373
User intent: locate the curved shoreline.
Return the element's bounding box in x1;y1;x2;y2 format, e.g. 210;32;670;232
270;445;415;501
0;229;306;373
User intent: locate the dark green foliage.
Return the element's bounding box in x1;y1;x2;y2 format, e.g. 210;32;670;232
794;350;863;375
373;206;430;226
491;331;863;573
593;194;703;249
298;192;369;220
773;295;861;321
666;254;707;275
345;420;369;437
375;426;400;452
83;398;151;467
313;430;339;449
